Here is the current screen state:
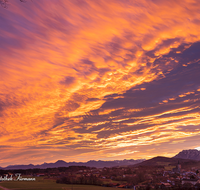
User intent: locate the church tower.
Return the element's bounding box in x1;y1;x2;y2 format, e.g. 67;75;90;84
177;160;181;172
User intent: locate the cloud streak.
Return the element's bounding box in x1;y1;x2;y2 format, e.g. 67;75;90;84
0;0;200;166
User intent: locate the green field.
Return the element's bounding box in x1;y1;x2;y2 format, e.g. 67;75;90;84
0;177;113;190
156;161;171;166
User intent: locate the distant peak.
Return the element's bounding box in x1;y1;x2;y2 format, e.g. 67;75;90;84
56;160;67;163
174;149;200;161
182;149;199;152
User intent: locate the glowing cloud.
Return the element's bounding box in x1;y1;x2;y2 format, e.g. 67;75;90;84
0;0;200;166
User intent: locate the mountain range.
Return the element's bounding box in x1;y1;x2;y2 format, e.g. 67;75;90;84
1;159;145;170
1;149;200;170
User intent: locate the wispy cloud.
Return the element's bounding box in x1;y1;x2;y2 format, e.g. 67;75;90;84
0;0;200;166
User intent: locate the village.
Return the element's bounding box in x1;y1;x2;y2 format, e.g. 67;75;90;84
54;162;200;189
1;161;200;190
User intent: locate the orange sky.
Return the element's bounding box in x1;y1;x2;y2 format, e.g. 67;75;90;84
0;0;200;167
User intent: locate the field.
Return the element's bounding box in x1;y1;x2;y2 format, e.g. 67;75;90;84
0;177;112;190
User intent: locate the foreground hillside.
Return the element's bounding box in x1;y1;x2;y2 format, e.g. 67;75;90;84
131;156;200;170
0;177;111;190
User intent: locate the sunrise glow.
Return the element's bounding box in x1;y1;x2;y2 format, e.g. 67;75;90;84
0;0;200;167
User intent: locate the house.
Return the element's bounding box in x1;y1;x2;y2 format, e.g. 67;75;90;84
161;182;171;188
182;178;199;186
118;184;126;188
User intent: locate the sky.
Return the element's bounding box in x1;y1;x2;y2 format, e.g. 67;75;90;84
0;0;200;167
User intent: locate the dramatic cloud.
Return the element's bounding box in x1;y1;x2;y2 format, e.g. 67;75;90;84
0;0;200;166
